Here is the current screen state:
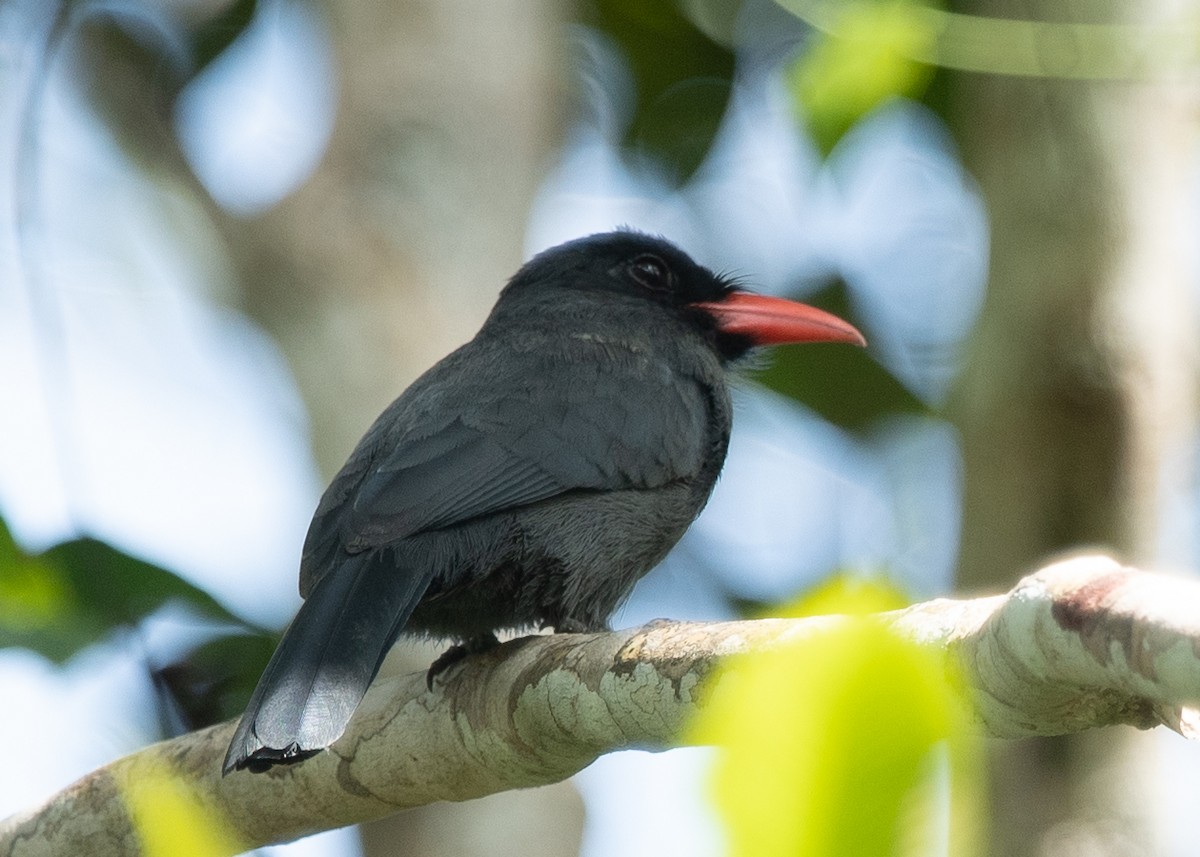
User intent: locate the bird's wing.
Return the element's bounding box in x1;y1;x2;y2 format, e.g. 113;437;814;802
300;343;712;595
346;417;569;544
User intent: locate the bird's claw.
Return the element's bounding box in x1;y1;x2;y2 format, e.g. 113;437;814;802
426;633;501;690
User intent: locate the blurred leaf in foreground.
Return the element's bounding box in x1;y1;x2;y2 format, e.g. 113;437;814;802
693;575;984;857
118;756;243;857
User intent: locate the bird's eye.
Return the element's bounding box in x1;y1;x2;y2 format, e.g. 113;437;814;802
628;254;671;292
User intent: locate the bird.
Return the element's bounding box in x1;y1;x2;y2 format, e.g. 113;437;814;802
223;230;865;774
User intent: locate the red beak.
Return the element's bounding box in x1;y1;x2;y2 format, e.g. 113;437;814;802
693;292;867;348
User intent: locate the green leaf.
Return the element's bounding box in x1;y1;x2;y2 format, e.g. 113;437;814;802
154;632;278;728
0;524;75;642
693;577;984;857
0;517;248;662
187;0;259;73
751;283;927;431
587;0;737;183
788;1;937;155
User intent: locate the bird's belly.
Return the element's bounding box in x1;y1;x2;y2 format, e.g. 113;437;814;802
403;481;705;640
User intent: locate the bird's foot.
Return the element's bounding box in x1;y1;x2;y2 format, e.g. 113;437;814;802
232;742;321;774
426;633;501;690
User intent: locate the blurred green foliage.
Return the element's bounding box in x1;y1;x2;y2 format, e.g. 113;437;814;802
586;0;737;182
0;516;276;731
755;282;927;431
152;632;277;731
189;0;259;72
0;517;243;662
693;576;984;857
786;0;937;155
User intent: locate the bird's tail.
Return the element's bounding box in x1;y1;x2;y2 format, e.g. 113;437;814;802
223;551;430;774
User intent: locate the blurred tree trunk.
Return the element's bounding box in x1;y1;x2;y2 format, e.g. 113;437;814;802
946;1;1199;853
226;1;568;473
220;1;583;855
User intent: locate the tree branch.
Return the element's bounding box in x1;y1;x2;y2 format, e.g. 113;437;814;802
4;554;1199;856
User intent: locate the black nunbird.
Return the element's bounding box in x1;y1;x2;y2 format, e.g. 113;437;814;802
224;231;865;774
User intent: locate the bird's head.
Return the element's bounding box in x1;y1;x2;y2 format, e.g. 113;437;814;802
500;231;865;361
